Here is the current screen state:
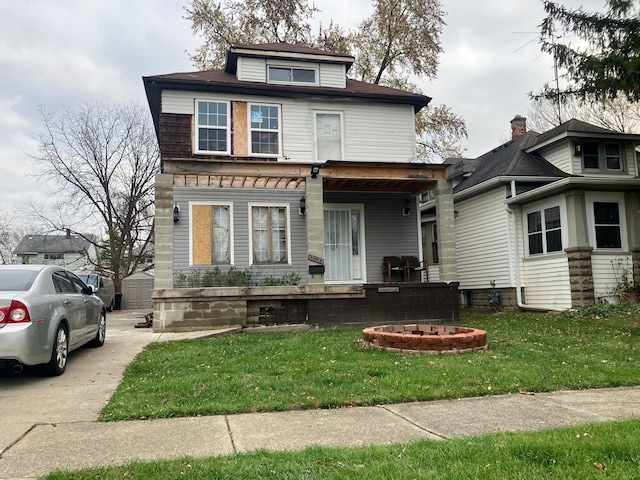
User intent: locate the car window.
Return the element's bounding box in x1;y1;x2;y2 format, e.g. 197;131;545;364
0;270;39;291
52;271;76;294
65;272;88;294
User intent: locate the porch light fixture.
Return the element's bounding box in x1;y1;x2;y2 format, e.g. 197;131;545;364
573;143;582;156
173;204;180;223
403;198;411;216
299;197;306;216
310;165;321;178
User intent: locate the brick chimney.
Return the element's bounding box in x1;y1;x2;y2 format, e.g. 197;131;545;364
510;115;527;138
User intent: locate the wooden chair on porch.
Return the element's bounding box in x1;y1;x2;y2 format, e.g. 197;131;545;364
401;256;428;282
382;256;403;283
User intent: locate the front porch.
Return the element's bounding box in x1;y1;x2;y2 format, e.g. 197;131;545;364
153;160;458;332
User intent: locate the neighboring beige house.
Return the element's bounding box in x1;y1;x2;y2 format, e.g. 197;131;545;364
143;43;459;331
13;233;98;270
422;116;640;311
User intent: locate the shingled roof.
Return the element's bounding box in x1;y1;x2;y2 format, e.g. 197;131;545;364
13;234;93;255
453;131;571;194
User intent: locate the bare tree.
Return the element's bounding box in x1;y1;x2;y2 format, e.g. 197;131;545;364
528;95;640;133
29;101;159;293
185;0;467;162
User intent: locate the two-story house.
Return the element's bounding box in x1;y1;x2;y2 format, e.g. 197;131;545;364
13;233;97;269
143;43;458;331
422;116;640;311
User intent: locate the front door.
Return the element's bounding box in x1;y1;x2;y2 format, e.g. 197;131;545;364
324;206;365;282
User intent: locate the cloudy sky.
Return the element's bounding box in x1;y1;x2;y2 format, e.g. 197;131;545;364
0;0;603;217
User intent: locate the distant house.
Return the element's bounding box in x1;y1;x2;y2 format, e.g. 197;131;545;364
422;116;640;311
13;233;97;270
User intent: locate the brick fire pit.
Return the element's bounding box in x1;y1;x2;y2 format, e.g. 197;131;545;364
362;324;487;355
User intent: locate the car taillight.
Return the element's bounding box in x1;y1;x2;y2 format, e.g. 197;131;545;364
0;300;31;324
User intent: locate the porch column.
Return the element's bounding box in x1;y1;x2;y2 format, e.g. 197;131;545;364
564;189;594;306
625;191;640;285
435;179;457;283
305;175;325;284
154;173;174;289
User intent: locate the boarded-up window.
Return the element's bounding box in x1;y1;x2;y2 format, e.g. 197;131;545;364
192;204;230;265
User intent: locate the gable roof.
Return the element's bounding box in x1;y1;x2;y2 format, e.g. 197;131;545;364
453;131;571;194
527;118;640;152
13;234;93;255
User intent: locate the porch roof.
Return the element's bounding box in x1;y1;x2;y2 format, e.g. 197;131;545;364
167;160;449;195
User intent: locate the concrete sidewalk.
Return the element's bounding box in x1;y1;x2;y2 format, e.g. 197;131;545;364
1;386;639;479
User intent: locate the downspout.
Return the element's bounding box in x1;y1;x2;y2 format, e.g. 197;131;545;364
506;181;564;312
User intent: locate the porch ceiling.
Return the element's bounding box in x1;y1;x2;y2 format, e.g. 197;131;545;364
167;159;448;195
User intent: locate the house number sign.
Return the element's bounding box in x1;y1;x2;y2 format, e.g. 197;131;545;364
308;254;324;265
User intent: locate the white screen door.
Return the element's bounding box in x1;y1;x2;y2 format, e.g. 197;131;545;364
324;207;364;281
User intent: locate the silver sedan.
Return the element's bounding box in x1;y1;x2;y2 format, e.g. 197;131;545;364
0;265;106;376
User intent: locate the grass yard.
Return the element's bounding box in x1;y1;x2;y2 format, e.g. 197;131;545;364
44;418;640;479
101;307;640;421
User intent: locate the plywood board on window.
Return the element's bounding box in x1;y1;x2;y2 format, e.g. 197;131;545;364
234;102;248;156
192;204;212;265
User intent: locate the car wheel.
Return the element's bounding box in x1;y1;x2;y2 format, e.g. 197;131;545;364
89;310;107;348
43;323;69;376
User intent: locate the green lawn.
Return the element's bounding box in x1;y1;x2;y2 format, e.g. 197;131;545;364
44;418;640;479
101;307;640;421
44;306;640;479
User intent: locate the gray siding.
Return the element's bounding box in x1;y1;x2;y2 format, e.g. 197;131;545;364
173;187;308;284
325;192;421;283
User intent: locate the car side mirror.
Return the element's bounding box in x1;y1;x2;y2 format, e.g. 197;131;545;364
84;285;96;295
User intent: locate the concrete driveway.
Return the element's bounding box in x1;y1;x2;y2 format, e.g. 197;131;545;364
0;310;160;453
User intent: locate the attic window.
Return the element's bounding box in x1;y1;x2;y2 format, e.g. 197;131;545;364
268;66;317;85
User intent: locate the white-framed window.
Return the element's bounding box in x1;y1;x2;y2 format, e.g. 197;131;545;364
190;203;233;265
195;100;231;154
249;103;281;156
44;253;64;260
586;192;627;250
581;141;624;172
267;65;317;85
314;111;344;162
249;204;290;264
523;198;567;256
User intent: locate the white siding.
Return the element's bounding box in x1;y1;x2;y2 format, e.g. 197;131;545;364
319;63;346;88
538;142;572;173
161;91;418;163
592;253;632;298
521;255;572;309
237;57;266;82
624;143;638;176
455;188;512;289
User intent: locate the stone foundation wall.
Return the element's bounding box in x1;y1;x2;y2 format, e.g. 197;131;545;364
152;283;458;331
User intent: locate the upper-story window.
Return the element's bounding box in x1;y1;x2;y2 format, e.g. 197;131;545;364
268;66;317;85
196;100;230;154
249;104;280;156
315;112;344;161
581;141;623;172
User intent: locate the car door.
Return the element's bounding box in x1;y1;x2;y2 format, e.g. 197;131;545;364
67;271;100;339
51;270;87;348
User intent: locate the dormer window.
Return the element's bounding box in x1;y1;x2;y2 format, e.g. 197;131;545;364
581;141;623;172
268;66;317;85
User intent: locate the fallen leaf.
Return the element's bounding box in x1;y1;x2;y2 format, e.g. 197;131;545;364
593;462;605;471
